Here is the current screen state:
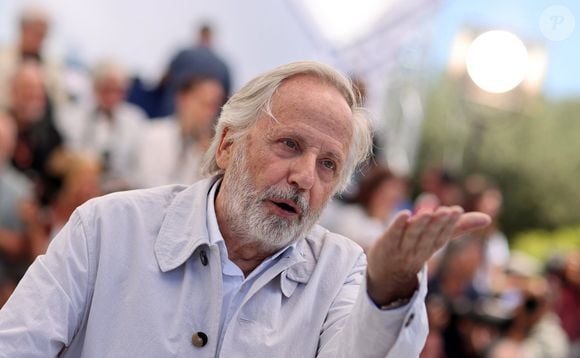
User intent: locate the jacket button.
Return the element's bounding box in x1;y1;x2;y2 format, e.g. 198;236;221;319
404;313;415;328
200;250;208;266
191;331;208;347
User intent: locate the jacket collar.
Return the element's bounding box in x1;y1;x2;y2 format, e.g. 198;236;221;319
154;176;218;272
285;226;326;283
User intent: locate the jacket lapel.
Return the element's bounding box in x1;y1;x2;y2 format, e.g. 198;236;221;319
154;177;219;272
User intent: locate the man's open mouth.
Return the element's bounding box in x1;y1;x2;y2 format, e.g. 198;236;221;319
271;199;302;216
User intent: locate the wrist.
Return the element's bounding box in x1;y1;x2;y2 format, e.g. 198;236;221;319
366;271;418;307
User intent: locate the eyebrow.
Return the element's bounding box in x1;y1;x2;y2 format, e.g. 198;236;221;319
267;127;346;165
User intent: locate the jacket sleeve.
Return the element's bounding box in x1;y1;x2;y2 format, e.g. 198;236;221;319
317;253;429;358
0;209;92;357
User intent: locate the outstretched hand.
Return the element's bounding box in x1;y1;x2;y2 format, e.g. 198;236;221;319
366;206;491;306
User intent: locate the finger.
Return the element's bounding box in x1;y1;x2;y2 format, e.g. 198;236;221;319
400;211;432;251
379;210;411;245
394;209;413;223
377;210;411;247
413;206;461;256
431;208;462;252
452;212;491;237
413;207;453;253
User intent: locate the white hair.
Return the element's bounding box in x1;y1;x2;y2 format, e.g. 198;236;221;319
20;5;50;25
200;60;373;192
92;60;128;87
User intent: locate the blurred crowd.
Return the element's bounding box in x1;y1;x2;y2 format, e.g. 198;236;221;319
0;5;579;358
0;6;228;304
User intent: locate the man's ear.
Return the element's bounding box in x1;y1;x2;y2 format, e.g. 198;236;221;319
215;127;234;170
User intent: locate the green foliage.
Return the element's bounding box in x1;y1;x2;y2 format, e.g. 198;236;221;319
512;226;580;263
416;75;580;236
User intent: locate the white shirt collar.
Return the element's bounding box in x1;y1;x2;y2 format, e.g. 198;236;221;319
206;178;242;276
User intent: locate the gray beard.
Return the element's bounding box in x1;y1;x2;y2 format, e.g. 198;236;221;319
219;146;323;252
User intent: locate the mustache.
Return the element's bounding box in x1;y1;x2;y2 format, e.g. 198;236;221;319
260;185;308;214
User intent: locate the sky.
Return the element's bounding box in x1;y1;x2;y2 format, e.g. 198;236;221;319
0;0;578;99
429;0;580;99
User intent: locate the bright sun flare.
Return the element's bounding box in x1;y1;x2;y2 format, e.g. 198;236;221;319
466;30;529;94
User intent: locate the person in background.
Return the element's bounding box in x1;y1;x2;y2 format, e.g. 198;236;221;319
0;270;13;309
427;235;486;357
420;293;448;358
7;60;65;206
57;60;147;192
415;166;466;210
485;339;526;358
320;164;409;251
0;5;67;110
504;252;570;358
159;23;231;116
41;153;103;241
136;75;224;188
438;171;466;207
465;175;511;295
0;112;39;303
414;164;444;213
547;251;580;357
0;111;33;253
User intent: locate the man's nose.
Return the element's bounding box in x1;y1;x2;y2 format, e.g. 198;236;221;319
288;154;316;191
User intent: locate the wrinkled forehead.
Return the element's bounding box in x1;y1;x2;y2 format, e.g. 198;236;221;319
276;73;354;105
271;75;353;123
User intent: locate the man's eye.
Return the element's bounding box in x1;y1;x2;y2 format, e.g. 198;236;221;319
321;159;336;171
283;139;298;150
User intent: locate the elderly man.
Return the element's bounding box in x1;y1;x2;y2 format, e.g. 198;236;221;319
58;60;147;192
8;60;64;205
0;61;489;357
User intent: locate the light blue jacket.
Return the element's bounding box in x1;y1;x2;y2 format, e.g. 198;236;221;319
0;177;428;357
